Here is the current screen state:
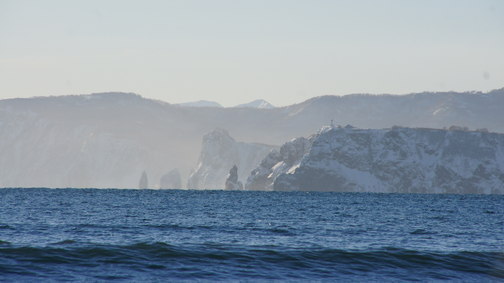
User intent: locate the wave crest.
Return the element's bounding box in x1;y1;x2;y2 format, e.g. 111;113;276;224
0;243;502;280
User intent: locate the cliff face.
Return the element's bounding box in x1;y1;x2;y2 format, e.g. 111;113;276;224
270;127;504;194
245;137;313;191
1;89;503;188
187;129;276;189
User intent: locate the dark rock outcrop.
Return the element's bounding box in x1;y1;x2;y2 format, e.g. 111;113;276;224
225;165;243;190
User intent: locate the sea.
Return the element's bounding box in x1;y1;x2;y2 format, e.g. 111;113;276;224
0;188;502;281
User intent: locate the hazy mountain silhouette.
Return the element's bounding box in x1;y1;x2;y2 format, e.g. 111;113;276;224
176;100;223;108
0;89;502;188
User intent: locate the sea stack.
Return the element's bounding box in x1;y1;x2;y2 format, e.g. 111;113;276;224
225;165;243;190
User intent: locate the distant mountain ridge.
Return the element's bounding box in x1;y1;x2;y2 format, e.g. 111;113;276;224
0;88;503;188
176;100;223;108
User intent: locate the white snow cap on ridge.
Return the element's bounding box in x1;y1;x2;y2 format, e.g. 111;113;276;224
234;99;275;109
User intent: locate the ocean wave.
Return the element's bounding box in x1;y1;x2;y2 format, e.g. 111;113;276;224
0;243;502;280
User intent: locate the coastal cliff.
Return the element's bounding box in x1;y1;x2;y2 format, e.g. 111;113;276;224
251;126;504;194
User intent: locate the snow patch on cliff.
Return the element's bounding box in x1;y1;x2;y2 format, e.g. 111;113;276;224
273;127;504;194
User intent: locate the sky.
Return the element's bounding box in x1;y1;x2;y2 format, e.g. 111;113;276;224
0;0;503;106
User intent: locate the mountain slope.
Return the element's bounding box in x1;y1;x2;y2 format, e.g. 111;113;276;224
0;89;503;188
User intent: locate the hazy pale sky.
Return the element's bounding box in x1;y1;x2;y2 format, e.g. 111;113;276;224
1;0;503;106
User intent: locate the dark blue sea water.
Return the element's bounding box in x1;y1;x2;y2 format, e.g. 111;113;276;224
0;189;502;281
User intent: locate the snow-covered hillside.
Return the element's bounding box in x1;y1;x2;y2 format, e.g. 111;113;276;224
272;127;504;194
0;89;503;188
